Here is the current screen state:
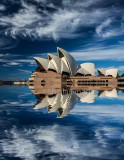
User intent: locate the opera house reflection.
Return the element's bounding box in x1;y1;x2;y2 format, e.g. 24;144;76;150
31;87;121;118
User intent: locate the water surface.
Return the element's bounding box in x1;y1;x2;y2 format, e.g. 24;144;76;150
0;86;124;160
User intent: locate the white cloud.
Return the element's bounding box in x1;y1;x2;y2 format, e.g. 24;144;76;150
18;69;32;73
0;5;6;11
0;55;35;67
4;3;41;28
16;59;35;64
118;66;124;71
70;44;124;61
97;66;124;72
7;62;21;66
96;19;124;38
0;0;120;40
0;53;10;57
0;37;18;49
72;104;124;116
62;0;101;8
96;18;112;37
2;99;35;107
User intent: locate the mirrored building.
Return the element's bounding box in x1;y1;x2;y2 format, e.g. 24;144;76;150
32;88;120;118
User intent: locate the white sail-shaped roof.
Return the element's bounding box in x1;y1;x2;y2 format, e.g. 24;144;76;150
80;63;95;76
105;89;118;98
48;93;61;113
48;61;56;71
98;89;118;98
34;57;49;70
57;92;78;118
33;96;49;109
57;47;78;75
60;93;71;108
77;91;95;103
47;95;56;105
76;66;91;75
97;68;118;78
106;69;118;78
97;69;106;76
98;91;106;97
76;91;89;98
48;54;61;74
61;60;70;74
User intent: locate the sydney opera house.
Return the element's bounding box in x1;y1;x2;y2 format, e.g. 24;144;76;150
29;47;123;95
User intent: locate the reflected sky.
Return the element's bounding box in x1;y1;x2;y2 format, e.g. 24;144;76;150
0;86;124;160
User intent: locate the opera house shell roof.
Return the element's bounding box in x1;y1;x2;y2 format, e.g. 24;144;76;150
97;68;118;78
33;47;118;78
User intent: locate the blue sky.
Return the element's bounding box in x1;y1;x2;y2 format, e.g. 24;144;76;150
0;0;124;80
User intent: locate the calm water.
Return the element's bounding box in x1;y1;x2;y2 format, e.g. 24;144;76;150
0;86;124;160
